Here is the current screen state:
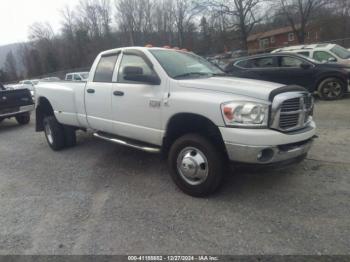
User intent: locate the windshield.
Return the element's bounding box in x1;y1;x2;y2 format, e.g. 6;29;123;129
331;45;350;59
150;50;224;79
303;56;320;64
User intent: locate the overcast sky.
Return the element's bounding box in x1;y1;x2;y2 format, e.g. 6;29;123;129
0;0;80;46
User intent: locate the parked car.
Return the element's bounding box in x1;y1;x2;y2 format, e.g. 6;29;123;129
41;77;61;81
224;53;350;100
231;49;248;59
0;82;34;125
8;79;38;97
207;58;228;70
35;47;316;197
65;72;89;81
12;79;35;90
272;44;350;65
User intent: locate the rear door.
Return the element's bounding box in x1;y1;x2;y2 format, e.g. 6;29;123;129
275;55;315;90
85;53;119;133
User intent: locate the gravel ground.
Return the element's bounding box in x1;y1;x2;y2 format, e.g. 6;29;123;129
0;95;349;255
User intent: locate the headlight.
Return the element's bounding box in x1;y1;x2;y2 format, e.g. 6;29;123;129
221;101;269;127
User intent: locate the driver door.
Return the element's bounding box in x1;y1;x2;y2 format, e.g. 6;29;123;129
111;50;164;145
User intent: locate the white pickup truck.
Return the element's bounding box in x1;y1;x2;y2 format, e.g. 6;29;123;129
35;47;316;196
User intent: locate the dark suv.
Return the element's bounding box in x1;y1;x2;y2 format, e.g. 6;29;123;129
0;82;34;125
224;53;350;100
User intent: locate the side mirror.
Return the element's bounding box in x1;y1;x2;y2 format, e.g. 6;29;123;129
328;57;337;63
123;66;160;85
300;63;311;69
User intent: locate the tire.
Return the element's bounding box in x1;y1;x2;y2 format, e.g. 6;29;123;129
318;77;345;100
43;116;65;151
15;112;30;125
168;133;226;197
63;125;77;147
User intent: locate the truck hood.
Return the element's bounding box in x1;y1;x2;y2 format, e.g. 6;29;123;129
178;76;284;101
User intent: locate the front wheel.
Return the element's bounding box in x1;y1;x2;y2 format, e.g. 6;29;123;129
15;112;30;125
168;134;226;197
318;78;345;100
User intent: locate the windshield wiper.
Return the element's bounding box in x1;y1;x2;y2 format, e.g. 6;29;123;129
173;72;211;79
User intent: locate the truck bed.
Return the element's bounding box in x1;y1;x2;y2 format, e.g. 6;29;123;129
35;81;88;128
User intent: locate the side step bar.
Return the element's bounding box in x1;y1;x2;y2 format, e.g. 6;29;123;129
93;132;161;153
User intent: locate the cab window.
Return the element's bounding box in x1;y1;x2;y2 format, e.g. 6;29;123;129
118;54;154;84
74;74;82;81
280;56;305;68
66;75;73;81
235;59;252;69
251;57;276;68
313;51;336;62
93;54;119;83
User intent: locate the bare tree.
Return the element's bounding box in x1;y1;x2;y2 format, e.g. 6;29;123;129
79;0;111;38
61;5;76;38
28;22;60;73
29;22;55;42
0;69;9;83
174;0;201;47
201;0;264;50
4;51;18;81
154;0;176;44
277;0;328;44
98;0;112;36
333;0;350;45
115;0;137;45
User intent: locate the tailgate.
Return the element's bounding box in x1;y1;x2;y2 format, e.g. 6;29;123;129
0;89;34;112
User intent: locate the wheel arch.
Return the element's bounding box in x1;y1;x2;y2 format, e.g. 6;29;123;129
315;74;347;92
36;96;54;131
162;113;227;157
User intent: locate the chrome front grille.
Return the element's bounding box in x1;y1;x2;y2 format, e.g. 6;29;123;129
270;92;314;132
281;98;300;112
279;113;299;129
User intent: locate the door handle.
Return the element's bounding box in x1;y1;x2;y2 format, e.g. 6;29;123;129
87;89;95;94
113;91;124;96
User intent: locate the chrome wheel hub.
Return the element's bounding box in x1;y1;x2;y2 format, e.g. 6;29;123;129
45;124;54;144
177;147;209;186
324;81;342;98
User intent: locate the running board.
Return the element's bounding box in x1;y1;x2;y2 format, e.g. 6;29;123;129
93;132;161;153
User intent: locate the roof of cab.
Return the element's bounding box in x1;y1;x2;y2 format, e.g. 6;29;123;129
99;46;182;56
272;43;336;53
231;52;314;63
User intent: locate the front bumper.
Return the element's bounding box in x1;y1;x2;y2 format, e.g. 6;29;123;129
220;121;316;164
0;104;35;118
